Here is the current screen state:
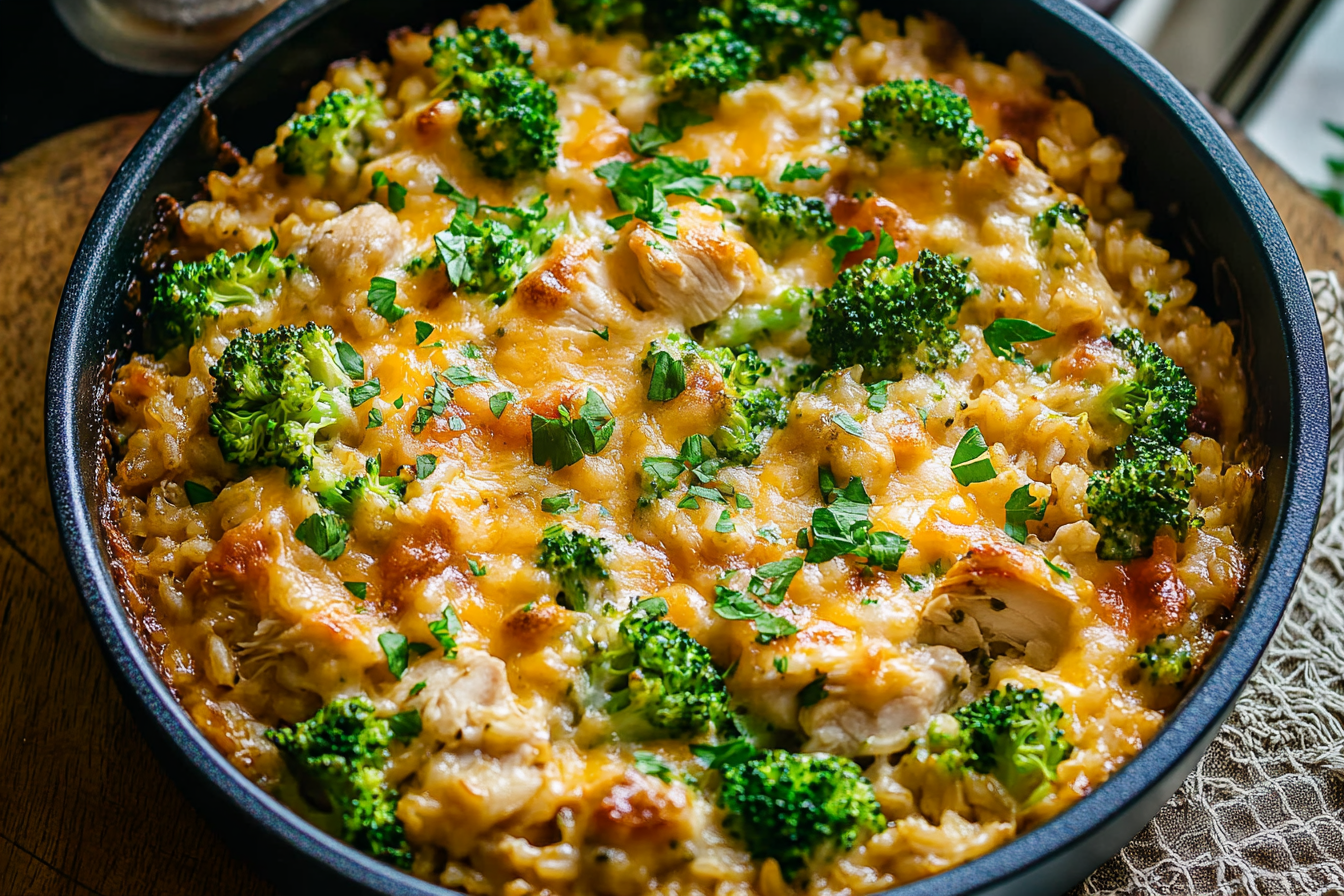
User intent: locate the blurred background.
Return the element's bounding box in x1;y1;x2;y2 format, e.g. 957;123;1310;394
1;0;1342;212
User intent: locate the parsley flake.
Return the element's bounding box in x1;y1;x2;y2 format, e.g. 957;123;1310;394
489;391;514;418
951;426;996;486
367;276;405;322
780;161;828;182
295;512;349;560
184;481;215;505
349;379;381;407
427;605;461;658
983;318;1055;361
379;632;410;679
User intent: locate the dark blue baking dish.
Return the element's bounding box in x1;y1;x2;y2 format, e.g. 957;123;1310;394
45;0;1331;893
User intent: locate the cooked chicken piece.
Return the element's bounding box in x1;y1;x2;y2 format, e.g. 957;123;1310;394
918;542;1075;669
393;649;548;752
612;204;762;327
198;511;387;676
399;749;547;858
512;235;631;331
800;645;968;756
303;202;404;294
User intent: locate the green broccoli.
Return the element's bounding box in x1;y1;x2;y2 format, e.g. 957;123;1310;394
1102;329;1197;451
1087;329;1199;560
431;196;555;296
729;0;857;79
808;248;977;379
649;15;760;107
718;750;885;879
585;598;734;740
427;27;533;86
279;88;383;178
701;286;811;348
537;524;612;611
554;0;645;35
317;456;411;523
266;697;412;867
930;684;1073;807
1133;633;1194;686
842;79;986;168
427;28;559;178
1087;442;1197;561
208;324;353;484
707;345;788;465
739;180;836;257
145;233;298;356
1031;201;1089;247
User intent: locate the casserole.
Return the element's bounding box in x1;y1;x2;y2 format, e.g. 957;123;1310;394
46;0;1330;893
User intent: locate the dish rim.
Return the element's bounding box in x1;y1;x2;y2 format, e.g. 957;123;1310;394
45;0;1329;893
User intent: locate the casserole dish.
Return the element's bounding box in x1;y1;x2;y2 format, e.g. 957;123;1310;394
46;0;1330;893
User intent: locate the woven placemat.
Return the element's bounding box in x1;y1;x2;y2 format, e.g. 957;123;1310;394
1076;270;1344;896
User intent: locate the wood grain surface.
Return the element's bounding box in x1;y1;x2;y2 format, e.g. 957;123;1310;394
0;113;1338;896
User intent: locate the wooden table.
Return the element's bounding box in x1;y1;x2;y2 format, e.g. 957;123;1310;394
1;114;1339;896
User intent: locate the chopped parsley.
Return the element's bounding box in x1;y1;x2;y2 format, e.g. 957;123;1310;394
780;161;828;182
427;605;461;658
531;389;615;470
982;318;1055;362
628;102;712;155
349;379;381;407
367;276;405;322
184;481;215;505
951;426;996;486
379;631;410;679
294;512;349;560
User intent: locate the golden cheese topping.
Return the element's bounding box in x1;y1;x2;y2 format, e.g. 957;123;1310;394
107;2;1259;892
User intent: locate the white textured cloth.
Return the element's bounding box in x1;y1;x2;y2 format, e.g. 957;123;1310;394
1075;271;1344;896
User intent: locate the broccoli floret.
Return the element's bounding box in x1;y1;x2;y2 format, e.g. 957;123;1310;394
266;697;412;867
1102;329;1197;450
931;684;1073;807
457;70;560;179
1087;330;1199;560
554;0;645;35
537;524;612;611
208;323;353;483
427;27;533;87
1087;442;1197;561
1031;201;1089;247
702;287;811;348
427;28;559;179
1133;633;1194;686
718;750;884;879
706;346;788;464
432;197;555;296
279;88;383;178
145;233;298;356
729;0;857;79
317;456;411;526
586;598;734;740
649;16;760;107
808;249;977;379
842;79;986;168
740;181;836;257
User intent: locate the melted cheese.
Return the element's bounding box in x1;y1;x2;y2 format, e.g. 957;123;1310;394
108;2;1258;892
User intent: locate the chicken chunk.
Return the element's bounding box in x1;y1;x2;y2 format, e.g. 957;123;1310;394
800;645;968;756
399;749;547;858
393;649;548;752
918;542;1075;670
199;511;387;679
612;204;762;327
303;202;404;295
512;235;632;331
